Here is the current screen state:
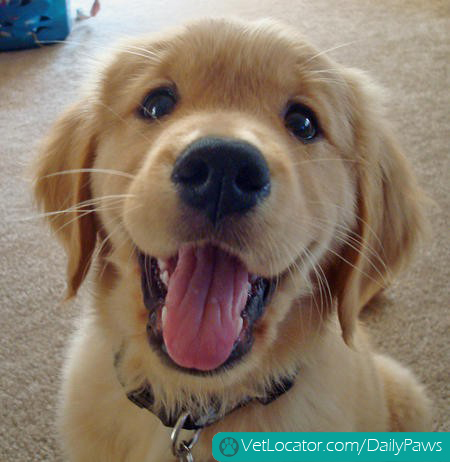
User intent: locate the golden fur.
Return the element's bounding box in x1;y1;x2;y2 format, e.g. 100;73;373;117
34;19;431;461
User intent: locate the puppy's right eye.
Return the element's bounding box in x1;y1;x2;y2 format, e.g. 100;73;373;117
138;87;177;120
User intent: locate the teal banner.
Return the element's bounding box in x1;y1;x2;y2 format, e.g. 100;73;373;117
212;432;448;462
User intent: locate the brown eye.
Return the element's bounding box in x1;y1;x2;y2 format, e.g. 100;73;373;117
138;87;177;120
284;103;319;142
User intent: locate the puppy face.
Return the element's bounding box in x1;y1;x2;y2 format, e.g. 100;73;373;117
34;19;425;391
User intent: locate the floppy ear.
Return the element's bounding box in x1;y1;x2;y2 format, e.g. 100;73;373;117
331;71;428;343
33;98;98;297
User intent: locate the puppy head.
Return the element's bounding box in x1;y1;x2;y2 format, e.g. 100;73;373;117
34;19;425;383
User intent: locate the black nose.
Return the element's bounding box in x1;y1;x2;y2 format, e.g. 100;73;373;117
171;137;271;225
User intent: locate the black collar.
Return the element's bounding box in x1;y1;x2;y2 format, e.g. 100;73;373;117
125;372;297;430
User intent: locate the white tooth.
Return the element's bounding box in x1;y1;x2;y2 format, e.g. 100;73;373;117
161;270;169;286
162;305;168;327
247;282;252;293
157;258;167;272
237;317;243;335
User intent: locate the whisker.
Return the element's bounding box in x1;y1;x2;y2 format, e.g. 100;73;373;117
37;39;161;63
52;207;108;234
302;248;324;313
305;245;333;314
304;200;389;262
285;215;389;287
20;194;134;222
94;221;128;281
96;101;155;144
122;44;161;60
262;213;387;294
316;242;385;290
40;168;135;180
305;77;349;87
279;234;332;318
276;243;326;333
49;195;132;234
83;204;142;285
308;69;345;76
308;216;389;277
302;40;359;66
126;241;139;268
290;158;362;167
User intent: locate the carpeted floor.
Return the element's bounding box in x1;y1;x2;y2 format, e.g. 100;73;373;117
0;0;448;460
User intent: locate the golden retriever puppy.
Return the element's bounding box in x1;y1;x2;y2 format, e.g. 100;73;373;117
34;18;431;461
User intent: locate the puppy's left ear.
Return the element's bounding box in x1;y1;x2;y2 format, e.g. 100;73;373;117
331;70;428;343
33;98;98;297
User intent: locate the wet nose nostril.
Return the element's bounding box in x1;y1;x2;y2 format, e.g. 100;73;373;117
174;158;209;188
235;164;270;193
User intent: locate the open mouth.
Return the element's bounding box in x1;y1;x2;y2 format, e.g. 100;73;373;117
138;244;274;374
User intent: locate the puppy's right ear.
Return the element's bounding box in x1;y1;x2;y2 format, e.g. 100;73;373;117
33;98;98;297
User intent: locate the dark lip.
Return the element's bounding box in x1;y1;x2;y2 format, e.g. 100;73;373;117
137;249;275;376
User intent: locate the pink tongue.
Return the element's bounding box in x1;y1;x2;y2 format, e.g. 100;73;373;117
163;244;249;371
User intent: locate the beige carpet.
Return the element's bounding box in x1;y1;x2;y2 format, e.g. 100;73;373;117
1;0;448;460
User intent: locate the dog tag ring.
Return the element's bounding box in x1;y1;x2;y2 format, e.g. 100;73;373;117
176;443;193;462
171;412;202;462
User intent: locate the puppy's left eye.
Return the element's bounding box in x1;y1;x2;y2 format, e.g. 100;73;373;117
284;103;319;142
139;87;177;120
